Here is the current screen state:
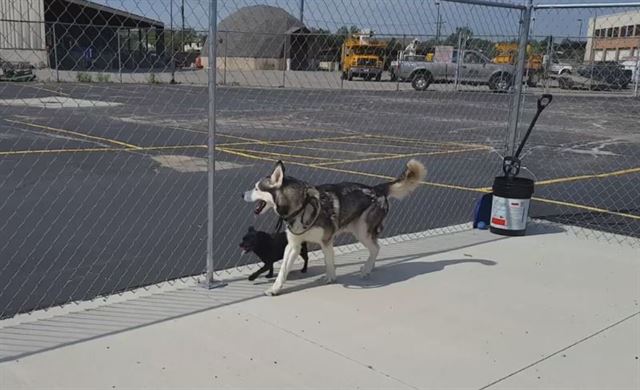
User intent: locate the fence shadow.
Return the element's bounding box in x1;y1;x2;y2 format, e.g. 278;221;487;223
340;258;497;289
0;233;502;363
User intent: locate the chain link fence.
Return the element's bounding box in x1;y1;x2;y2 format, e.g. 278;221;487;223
0;0;639;319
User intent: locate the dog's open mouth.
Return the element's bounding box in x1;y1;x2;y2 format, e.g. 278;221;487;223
254;200;267;215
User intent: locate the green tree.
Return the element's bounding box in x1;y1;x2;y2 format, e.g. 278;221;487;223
166;28;206;52
444;26;473;46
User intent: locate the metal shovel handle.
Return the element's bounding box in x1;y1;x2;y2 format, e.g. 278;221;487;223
514;94;553;160
503;94;553;178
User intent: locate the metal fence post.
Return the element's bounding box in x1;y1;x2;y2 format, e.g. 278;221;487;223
204;0;225;289
52;22;60;82
454;31;463;91
589;12;597;91
117;28;122;83
282;34;288;88
544;35;551;91
635;37;640;98
223;31;228;85
506;0;533;156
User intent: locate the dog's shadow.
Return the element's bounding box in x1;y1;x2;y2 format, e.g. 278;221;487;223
251;257;497;290
341;258;496;289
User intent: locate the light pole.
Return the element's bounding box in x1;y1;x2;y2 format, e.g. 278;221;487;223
435;1;441;42
300;0;304;23
170;0;175;83
577;18;583;41
181;0;185;51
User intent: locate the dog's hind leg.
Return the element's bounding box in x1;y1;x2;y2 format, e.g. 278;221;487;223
265;242;300;296
355;221;380;278
248;264;270;281
265;263;274;278
320;241;336;284
300;243;309;273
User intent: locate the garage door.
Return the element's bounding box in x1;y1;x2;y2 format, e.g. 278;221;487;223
618;48;632;60
593;50;604;61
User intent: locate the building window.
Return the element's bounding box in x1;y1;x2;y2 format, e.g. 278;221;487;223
621;26;627;37
607;28;613;37
627;25;634;37
636;25;640;36
613;27;619;37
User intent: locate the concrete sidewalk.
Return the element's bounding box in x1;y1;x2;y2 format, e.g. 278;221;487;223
1;224;639;389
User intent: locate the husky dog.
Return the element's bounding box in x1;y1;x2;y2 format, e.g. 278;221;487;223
243;159;426;296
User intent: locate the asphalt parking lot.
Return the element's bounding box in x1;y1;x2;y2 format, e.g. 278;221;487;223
0;81;639;318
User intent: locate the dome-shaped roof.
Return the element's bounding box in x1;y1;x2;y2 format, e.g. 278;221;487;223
203;5;307;58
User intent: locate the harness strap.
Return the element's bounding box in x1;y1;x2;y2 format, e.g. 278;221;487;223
282;189;321;236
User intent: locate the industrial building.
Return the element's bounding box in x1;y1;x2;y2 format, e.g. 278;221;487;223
200;5;312;71
0;0;165;70
585;9;640;62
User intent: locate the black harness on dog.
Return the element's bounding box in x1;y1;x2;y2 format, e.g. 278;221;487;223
274;188;321;236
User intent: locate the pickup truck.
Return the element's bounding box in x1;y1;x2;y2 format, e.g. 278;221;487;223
392;49;515;92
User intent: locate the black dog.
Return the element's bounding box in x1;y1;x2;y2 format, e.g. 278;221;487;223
239;226;308;281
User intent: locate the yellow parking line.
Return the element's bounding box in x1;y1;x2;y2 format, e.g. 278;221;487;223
535;167;640;186
365;134;492;150
0;147;123;156
221;147;340;161
531;197;640;220
231;142;395;157
219;148;490;193
28;85;71;96
6;119;142;150
474;166;640;192
218;148;640;221
312;147;488;166
0;144;207;157
219;134;363;147
310;138;446;152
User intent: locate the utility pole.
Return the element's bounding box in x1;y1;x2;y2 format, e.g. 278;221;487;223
577;18;583;41
170;0;175;83
435;0;441;42
182;0;185;51
299;0;304;23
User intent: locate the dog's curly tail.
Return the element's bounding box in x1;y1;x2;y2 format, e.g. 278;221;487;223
375;159;427;200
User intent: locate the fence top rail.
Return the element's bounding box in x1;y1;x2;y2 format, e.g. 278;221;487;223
534;2;640;9
442;0;526;10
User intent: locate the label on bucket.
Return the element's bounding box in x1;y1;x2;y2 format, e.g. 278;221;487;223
490;195;530;231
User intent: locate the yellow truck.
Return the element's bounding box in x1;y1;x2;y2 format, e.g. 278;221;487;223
341;34;386;81
492;42;543;87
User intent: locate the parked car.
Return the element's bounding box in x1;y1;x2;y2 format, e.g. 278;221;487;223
543;54;574;76
0;60;35;82
558;62;631;90
395;49;515;92
619;57;639;85
390;54;430;81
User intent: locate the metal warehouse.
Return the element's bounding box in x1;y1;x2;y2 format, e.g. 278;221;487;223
201;5;311;71
0;0;165;70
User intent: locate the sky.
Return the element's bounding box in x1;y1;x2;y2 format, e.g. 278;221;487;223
91;0;640;40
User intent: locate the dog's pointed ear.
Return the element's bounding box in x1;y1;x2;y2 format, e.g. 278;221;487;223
270;160;285;187
248;226;255;232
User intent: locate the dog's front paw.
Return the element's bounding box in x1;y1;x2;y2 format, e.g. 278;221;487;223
264;287;280;296
319;275;336;284
360;265;372;279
